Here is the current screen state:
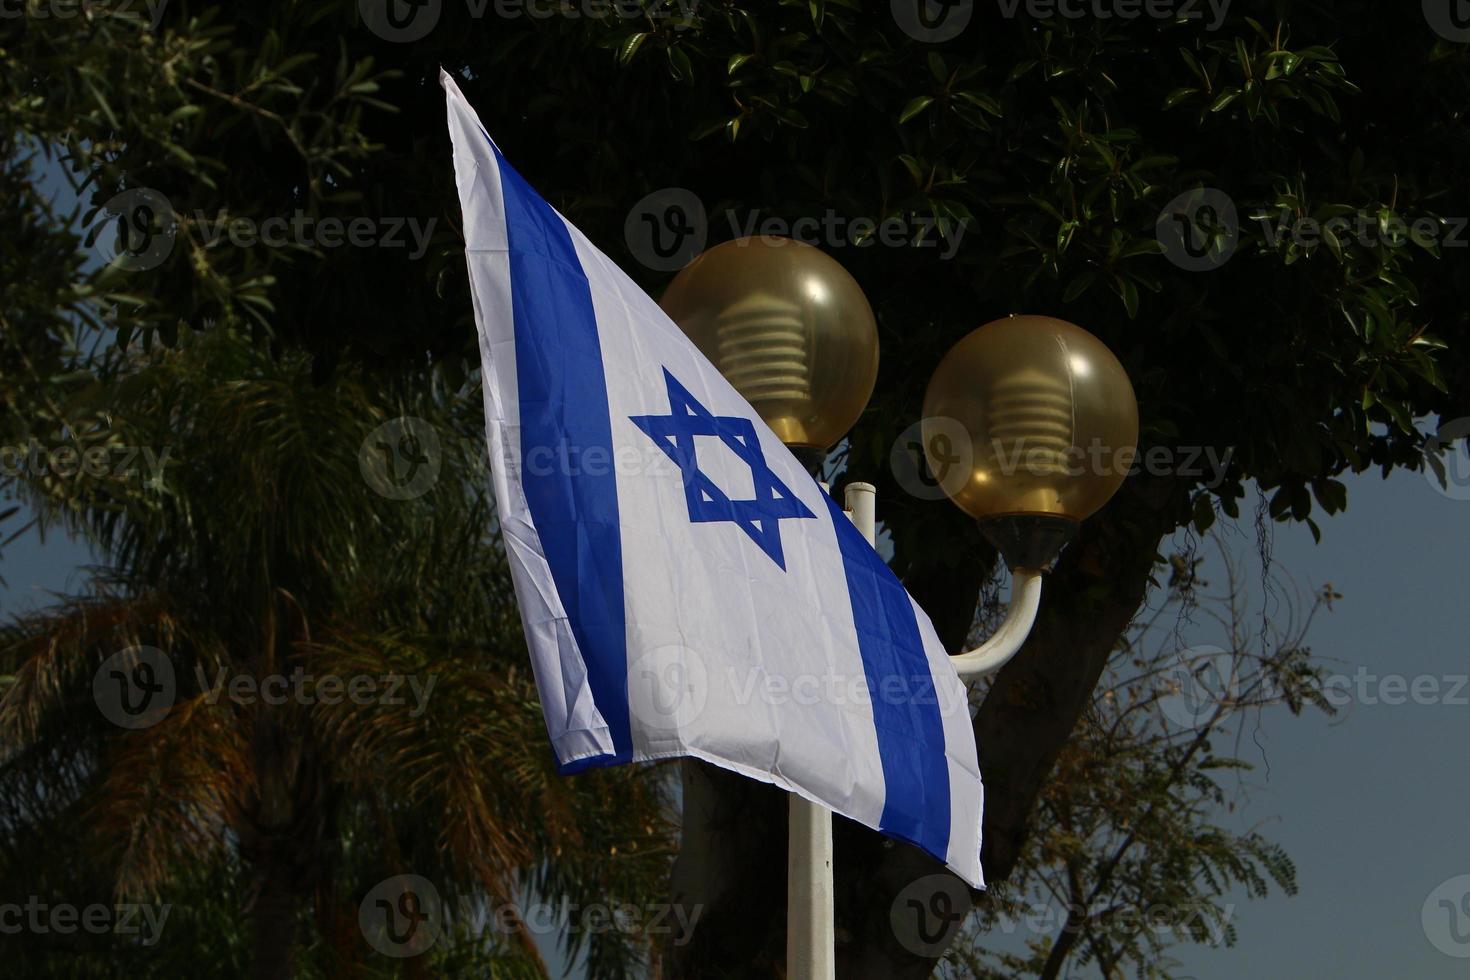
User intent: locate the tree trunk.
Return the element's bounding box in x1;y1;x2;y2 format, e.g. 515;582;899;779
241;595;326;980
667;761;789;977
972;476;1180;881
250;849;302;980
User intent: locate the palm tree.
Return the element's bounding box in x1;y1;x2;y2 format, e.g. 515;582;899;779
0;328;673;978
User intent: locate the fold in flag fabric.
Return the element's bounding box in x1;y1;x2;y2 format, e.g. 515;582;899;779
442;69;984;887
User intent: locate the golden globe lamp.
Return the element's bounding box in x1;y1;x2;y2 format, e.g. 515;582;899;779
922;314;1138;571
659;236;879;471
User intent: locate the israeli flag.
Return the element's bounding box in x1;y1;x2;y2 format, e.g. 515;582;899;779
443;70;984;886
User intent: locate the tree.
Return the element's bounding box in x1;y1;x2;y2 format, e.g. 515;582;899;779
948;546;1337;978
0;137;118;564
0;329;671;977
3;1;1467;975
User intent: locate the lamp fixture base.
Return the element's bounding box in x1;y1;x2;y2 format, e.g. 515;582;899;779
789;445;826;478
978;515;1078;572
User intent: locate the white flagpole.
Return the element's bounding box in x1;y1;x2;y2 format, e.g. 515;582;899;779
786;793;834;979
787;481;875;979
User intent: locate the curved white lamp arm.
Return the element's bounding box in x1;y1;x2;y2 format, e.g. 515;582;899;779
950;568;1043;679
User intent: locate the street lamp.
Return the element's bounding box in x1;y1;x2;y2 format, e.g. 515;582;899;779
923;314;1138;677
660;235;878;980
659;236;879;474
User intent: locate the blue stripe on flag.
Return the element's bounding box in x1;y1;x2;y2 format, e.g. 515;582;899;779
823;495;952;862
491;143;632;770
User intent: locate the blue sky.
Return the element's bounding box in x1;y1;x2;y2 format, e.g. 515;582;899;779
1176;467;1470;979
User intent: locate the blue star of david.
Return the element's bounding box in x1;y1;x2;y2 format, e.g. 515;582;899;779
631;369;816;570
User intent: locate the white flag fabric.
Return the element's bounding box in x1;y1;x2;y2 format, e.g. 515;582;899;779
442;69;984;886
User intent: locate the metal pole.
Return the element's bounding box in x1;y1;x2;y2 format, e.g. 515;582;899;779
949;567;1043;678
786;791;834;980
846;482;876;547
787;482;874;979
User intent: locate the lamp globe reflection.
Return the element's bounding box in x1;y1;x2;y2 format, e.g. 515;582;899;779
922;315;1138;570
659;237;879;459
